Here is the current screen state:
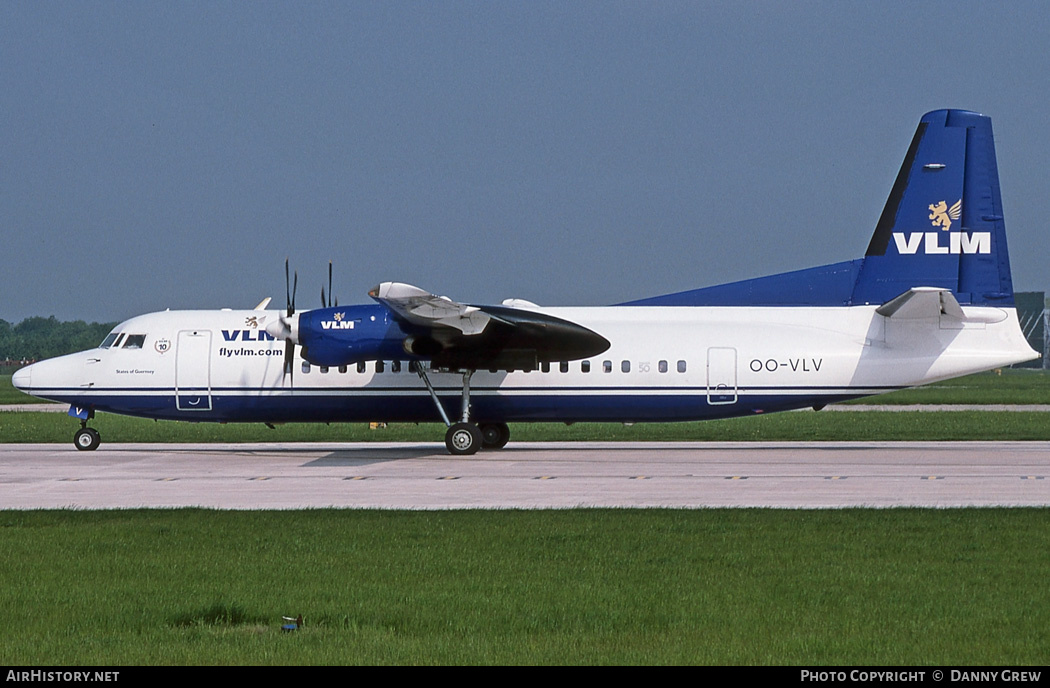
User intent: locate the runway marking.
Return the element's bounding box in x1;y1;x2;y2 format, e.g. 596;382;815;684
726;476;748;480
923;476;945;480
344;476;369;481
1022;476;1044;480
534;476;555;480
824;476;845;480
630;476;649;480
438;476;459;481
250;476;271;481
156;478;178;482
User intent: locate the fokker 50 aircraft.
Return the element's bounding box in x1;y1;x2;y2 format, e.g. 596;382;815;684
13;110;1039;454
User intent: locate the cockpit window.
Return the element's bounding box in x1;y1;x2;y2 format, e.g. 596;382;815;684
122;334;146;349
100;333;120;349
113;333;126;348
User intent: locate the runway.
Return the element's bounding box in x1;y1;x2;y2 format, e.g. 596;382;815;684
1;441;1049;509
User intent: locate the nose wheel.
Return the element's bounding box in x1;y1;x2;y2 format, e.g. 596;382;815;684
74;426;100;451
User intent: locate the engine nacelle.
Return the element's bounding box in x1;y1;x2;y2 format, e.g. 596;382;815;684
296;304;411;367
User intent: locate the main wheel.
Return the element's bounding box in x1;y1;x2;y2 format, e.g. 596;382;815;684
480;422;510;449
74;427;100;451
445;422;482;456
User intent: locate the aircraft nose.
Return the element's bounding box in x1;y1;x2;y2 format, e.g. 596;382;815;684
12;365;31;392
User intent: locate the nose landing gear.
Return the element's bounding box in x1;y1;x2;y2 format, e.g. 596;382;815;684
74;423;100;451
69;406;100;451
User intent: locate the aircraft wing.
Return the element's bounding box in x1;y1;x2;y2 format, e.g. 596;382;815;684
368;282;610;369
368;282;498;335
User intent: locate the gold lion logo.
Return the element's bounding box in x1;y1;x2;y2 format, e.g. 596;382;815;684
333;312;345;322
929;199;962;231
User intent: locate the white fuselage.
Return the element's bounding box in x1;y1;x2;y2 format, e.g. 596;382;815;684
14;304;1038;425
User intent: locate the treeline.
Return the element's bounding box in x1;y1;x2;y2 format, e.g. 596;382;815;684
0;317;116;363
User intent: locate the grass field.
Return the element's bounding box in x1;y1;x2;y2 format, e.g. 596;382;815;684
1;508;1048;665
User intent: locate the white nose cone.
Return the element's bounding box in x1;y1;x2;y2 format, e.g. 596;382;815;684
12;365;31;392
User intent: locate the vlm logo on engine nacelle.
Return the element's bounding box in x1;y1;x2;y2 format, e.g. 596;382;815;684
321;312;355;330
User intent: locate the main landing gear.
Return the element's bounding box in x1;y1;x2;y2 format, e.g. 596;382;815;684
416;366;510;455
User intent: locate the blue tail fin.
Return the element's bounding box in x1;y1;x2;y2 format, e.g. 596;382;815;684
851;109;1013;306
622;109;1014;308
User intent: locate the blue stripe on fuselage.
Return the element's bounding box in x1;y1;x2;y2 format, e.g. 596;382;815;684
27;389;878;424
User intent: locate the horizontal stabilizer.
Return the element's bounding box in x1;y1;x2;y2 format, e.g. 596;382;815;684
875;287;1007;323
876;287;964;319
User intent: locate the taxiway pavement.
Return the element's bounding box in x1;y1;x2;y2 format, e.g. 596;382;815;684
1;441;1048;509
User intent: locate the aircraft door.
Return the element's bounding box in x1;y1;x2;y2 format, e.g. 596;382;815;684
175;330;213;411
706;347;738;405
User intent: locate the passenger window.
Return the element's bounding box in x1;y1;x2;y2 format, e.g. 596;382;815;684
677;360;687;373
621;360;630;373
541;362;550;373
582;361;591;373
603;360;612;373
391;360;402;373
409;361;419;373
357;361;366;373
320;366;329;374
659;360;668;373
302;362;311;373
560;361;569;373
375;361;385;374
339;365;347;374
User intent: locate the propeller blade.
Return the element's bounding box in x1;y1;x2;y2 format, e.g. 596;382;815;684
285;259;291;316
321;286;326;310
281;258;298;384
284;340;295;375
328;261;333;308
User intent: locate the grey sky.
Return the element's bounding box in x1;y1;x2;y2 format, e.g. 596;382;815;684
3;1;1048;324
